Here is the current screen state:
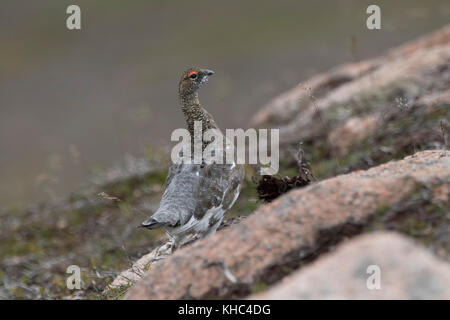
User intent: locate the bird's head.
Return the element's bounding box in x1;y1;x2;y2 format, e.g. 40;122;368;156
179;67;215;95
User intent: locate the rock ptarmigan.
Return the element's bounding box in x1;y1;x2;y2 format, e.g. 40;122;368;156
141;67;244;253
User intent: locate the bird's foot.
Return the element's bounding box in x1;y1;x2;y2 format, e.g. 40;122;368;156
156;241;174;256
156;234;198;257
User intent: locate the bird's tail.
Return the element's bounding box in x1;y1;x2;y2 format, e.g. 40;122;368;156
141;207;181;230
140;217;166;229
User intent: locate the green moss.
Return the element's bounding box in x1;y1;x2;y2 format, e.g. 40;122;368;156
311;150;366;179
0;239;44;257
277;167;299;178
375;204;391;217
250;281;269;294
146;170;168;185
228;178;259;218
98;283;133;300
100;169;167;202
0;165;168;299
365;184;450;259
298;101;448;182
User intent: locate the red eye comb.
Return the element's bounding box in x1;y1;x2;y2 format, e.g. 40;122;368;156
187;71;197;77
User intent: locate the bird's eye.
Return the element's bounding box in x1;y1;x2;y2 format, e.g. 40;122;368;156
189;73;198;79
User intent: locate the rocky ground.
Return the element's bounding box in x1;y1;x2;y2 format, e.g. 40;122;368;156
251;231;450;300
124;150;449;299
0;25;449;300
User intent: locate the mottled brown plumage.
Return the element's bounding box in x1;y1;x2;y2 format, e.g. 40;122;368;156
179;68;218;137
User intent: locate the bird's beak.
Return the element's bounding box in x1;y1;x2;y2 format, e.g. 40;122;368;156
202;69;215;76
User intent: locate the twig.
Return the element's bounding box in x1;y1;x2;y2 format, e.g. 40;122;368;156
98;192;122;202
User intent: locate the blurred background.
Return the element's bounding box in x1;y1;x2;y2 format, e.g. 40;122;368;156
1;0;449;208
